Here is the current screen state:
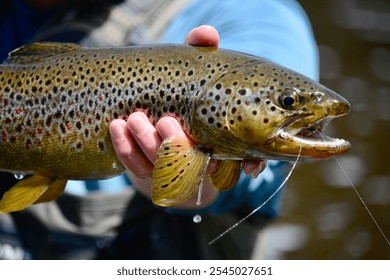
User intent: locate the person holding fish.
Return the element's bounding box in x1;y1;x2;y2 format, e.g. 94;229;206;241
0;0;343;259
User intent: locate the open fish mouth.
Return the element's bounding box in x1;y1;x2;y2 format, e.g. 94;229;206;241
270;115;351;160
281;118;348;147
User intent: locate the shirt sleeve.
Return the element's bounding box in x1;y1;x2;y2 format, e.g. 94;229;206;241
160;0;319;216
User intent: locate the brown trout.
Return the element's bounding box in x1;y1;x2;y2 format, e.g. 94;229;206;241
0;43;350;212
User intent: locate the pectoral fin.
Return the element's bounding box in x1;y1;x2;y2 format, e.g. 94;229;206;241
208;160;241;191
0;175;66;213
152;138;210;207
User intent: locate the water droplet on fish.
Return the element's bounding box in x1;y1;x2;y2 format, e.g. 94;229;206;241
193;215;202;224
13;173;25;180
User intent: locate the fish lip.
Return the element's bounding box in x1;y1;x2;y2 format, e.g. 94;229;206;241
267;114;351;161
274;115;351;158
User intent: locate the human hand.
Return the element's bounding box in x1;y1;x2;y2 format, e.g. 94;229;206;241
109;25;267;209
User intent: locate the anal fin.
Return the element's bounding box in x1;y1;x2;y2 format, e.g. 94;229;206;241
0;175;66;213
33;179;67;204
209;160;241;191
152;138;210;207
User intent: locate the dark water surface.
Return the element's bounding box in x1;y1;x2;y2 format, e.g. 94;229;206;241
254;0;390;259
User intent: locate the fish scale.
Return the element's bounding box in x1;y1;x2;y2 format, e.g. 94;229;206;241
0;42;350;212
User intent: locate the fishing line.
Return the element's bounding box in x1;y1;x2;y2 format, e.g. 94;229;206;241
208;145;302;245
335;158;389;246
318;132;390;246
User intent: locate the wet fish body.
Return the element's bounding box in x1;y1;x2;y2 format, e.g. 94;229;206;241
0;43;350;212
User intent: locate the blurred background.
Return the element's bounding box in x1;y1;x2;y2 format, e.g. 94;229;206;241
0;0;388;260
255;0;390;259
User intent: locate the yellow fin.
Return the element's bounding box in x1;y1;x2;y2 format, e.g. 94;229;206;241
5;42;80;65
209;160;241;191
33;179;67;204
152;138;210;207
0;175;52;213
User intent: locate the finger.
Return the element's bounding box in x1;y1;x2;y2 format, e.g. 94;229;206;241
155;116;187;140
242;160;267;178
127;112;162;163
184;25;219;47
109;119;154;177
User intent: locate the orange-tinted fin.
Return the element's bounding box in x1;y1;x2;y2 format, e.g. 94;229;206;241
0;175;51;213
33;179;67;204
152;138;210;207
208;160;241;191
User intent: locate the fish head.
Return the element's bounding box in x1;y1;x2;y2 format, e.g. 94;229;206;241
194;60;351;161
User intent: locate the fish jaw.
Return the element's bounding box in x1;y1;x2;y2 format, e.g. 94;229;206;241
264;94;351;160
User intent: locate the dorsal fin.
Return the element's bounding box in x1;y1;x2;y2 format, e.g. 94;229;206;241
5;42;81;65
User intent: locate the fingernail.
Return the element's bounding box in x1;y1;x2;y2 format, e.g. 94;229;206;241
249;160;267;178
157;118;177;139
129;115;148;136
109;120;125;140
156;117;187;139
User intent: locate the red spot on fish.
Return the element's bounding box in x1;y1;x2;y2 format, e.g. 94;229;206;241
88;118;92;124
66;123;73;131
37;127;43;135
2;131;7;142
105;117;110;123
15;108;23;114
99;95;104;101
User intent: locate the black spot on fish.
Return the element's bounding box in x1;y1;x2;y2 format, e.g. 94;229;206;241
25;138;32;150
60;124;66;134
239;89;247;95
98;141;105;152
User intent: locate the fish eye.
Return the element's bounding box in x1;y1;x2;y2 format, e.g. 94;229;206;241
278;90;299;110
